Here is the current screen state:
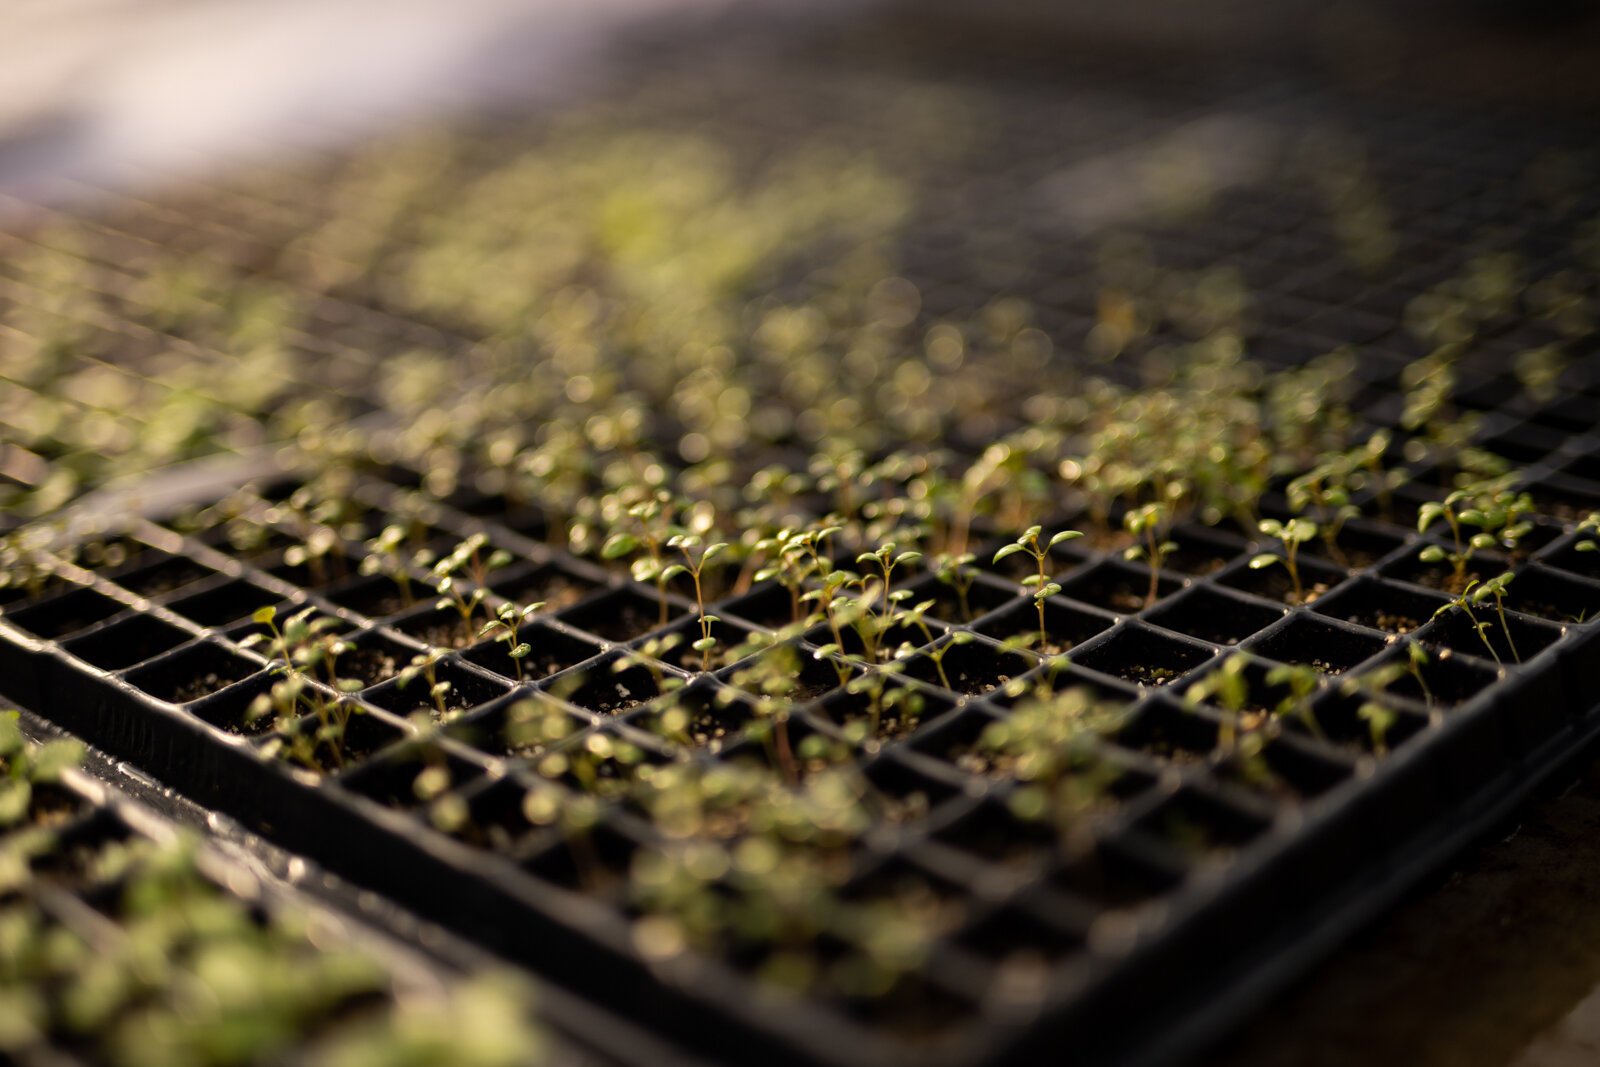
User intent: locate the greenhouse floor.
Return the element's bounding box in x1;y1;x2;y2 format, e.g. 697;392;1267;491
1210;750;1600;1067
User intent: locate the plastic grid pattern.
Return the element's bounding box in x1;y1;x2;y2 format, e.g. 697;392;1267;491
3;28;1600;1067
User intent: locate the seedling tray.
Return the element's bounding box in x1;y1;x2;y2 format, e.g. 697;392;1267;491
4;14;1600;1067
3;390;1600;1067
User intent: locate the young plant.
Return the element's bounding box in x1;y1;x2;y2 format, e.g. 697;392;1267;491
994;526;1082;649
663;534;728;671
1122;503;1175;608
932;551;979;622
1430;579;1503;667
600;489;677;626
432;533;513;640
976;686;1125;833
1339;668;1404;754
477;601;545;680
397;649;454;720
238;604;351;689
1286;457;1361;566
1250;518;1318;605
1471;570;1520;664
753;526;840;627
359;524;418;608
1416;487;1503;593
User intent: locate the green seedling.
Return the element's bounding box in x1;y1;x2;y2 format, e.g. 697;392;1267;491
397;649;454;720
664;533;728;671
478;600;545;680
1251;518;1319;605
1122;502;1176;608
995;526;1082;649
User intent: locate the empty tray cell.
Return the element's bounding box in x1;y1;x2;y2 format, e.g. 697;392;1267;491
1365;646;1500;709
1297;521;1408;570
635;616;759;674
338;743;485;815
1051;840;1181;910
1526;474;1600;523
460;622;601;682
363;662;511;721
1058;560;1185;615
1219;554;1348;607
1111;699;1221;765
63;614;193;671
930;799;1061;873
559;587;684;644
5;586;125;640
126;642;263;704
1145;586;1287;646
973;597;1114;656
331;631;424;689
1312;577;1449;635
545;655;666;716
816;681;955;746
1130;788;1272;860
909;573;1024;626
902;638;1035;696
1074;626;1214;688
1244;616;1387;675
168;580;285;628
1504;566;1600;625
321;575;416;620
112;554;219;598
861;756;962;822
1424;602;1563;664
492;562;604;615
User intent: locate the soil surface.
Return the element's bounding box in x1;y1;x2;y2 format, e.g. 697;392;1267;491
1202;754;1600;1067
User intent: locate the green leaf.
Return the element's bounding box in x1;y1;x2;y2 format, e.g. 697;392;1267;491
1418;545;1446;563
251;606;277;625
601;533;638;560
692;637;717;652
992;543;1026;565
1048;530;1084;547
1248;553;1279;569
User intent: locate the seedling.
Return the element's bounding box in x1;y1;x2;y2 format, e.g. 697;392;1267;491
1416;481;1524;593
432;533;513;639
1574;512;1598;553
239;604;353;689
932;551;979;622
0;711;84;828
408;714;469;834
1471;571;1520;664
994;526;1082;648
977;686;1124;831
600;488;678;626
753;525;840;626
359;524;418;607
664;533;729;671
1250;518;1319;604
478;600;545;680
1287;457;1360;566
397;649;454;720
1430;579;1503;667
1122;502;1176;608
842;669;924;746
